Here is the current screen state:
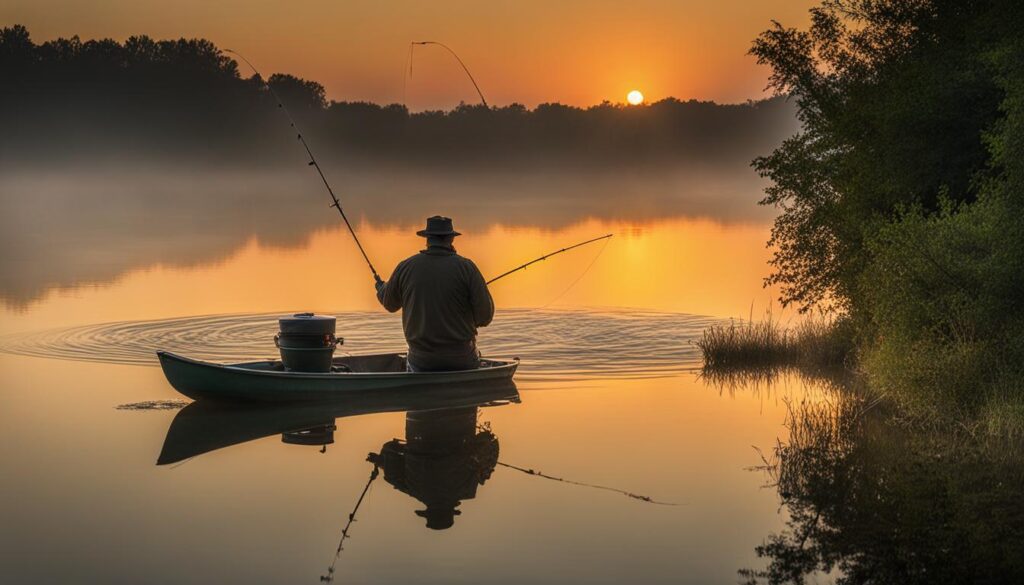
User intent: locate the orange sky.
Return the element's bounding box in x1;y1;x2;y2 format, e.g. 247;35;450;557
3;0;816;109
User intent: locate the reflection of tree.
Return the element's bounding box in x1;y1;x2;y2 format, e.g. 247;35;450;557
369;407;498;530
743;392;1024;585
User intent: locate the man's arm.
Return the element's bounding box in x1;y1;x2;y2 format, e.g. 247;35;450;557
466;260;495;327
376;267;403;313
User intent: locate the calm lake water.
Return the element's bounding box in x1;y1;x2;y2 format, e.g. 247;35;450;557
0;165;830;584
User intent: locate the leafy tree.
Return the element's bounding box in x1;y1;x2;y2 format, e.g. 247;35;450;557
750;0;1024;411
854;2;1024;403
750;0;1007;313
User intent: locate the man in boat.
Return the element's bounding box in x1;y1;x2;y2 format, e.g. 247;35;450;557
375;216;494;372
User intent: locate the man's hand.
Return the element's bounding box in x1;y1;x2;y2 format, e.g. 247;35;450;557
375;276;385;296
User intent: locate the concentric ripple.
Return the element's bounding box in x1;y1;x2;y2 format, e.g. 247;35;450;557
0;309;718;380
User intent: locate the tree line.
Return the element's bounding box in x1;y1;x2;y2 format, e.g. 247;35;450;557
0;24;795;168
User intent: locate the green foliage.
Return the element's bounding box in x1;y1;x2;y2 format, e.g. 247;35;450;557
860;195;1024;408
751;0;1024;419
751;0;1007;311
855;2;1024;410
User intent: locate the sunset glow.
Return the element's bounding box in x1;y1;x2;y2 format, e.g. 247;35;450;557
7;0;818;108
5;2;1019;583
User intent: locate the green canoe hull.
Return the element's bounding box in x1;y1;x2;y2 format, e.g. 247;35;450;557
156;351;519;402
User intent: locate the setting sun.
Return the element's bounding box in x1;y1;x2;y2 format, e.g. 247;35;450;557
627;89;644;105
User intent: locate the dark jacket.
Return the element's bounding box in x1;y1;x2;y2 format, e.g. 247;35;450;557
377;244;494;370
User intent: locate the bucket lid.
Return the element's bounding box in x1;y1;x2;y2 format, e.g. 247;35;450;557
279;312;336;335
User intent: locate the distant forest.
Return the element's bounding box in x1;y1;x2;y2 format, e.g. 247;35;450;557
0;25;796;168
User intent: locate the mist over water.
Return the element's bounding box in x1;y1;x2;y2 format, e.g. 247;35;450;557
0;162;773;307
0;143;798;584
0;28;813;584
0;23;794;311
4;14;1023;585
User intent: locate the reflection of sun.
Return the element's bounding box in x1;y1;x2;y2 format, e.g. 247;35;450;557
627;90;644;105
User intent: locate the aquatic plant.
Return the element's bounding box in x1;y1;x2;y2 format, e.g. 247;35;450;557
695;308;852;371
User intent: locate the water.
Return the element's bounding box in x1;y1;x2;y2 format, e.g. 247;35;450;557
0;309;715;380
0;165;824;584
13;163;1022;584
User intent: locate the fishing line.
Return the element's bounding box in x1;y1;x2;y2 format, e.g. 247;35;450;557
496;461;679;506
402;42;414;110
225;49;382;283
408;41;489;107
539;235;611;309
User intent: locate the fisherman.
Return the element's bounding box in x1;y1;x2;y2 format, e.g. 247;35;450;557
375;216;494;372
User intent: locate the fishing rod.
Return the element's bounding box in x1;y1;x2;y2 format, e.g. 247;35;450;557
225;49;383;284
486;234;613;285
409;41;489;107
320;464;380;583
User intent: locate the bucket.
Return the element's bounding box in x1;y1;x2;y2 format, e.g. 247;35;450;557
275;313;342;372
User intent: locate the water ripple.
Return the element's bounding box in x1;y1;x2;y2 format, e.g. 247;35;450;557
0;309;717;380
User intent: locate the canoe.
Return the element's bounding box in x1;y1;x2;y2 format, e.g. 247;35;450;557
157;380;519;464
156;350;519;402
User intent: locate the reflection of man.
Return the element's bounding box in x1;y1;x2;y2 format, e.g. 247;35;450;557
368;407;498;530
375;216;494;372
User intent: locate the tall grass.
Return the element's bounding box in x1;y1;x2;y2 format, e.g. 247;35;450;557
696;308;852;371
697;309;1024;441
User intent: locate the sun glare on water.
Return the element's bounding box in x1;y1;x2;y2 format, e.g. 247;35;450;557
627;90;644;105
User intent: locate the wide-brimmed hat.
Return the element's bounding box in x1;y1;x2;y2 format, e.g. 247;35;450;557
416;215;461;237
415;505;461;530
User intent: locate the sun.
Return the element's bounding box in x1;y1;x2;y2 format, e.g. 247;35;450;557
627;89;644;105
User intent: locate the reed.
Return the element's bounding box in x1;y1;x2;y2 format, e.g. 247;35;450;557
696;308;851;371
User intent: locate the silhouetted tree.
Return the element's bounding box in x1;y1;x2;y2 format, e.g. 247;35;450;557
268;73;327;110
0;25;796;169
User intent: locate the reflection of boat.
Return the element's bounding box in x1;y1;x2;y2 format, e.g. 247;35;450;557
157;378;519;465
156;351;518;401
